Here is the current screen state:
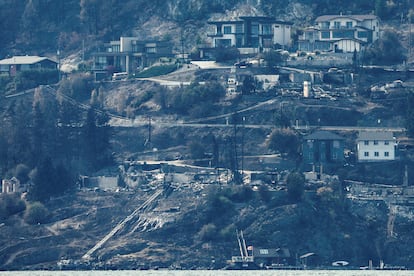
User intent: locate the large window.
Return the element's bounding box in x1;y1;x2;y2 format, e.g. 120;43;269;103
236;35;243;47
321;22;330;29
252;23;259;35
216;39;231;47
357;31;368;38
112;45;120;53
321;31;330;39
332;30;354;39
223;26;232;34
262;24;272;35
235;24;243;34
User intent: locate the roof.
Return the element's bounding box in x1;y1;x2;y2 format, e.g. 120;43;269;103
208;16;293;25
0;56;56;65
304;130;345;141
316;14;378;22
357;131;394;141
252;248;290;258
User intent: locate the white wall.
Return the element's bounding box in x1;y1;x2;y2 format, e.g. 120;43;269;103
357;140;395;161
273;24;291;47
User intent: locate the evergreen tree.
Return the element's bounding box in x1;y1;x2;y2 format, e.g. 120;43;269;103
81;108;112;171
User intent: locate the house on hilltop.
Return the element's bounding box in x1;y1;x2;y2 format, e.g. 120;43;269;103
0;56;57;77
92;37;173;79
302;130;345;166
299;14;380;53
357;131;395;162
207;16;293;55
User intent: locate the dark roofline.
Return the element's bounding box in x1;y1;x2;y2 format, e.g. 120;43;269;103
304;130;345;140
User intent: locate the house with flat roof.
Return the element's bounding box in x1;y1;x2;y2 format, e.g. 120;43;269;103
92;37;173;78
0;56;57;77
298;14;380;53
357;131;395;162
207;16;293;55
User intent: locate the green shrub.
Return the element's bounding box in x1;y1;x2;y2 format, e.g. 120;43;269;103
24;202;49;224
287;172;305;201
0;193;26;220
198;223;217;241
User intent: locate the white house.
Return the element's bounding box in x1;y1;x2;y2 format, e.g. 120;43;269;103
299;14;380;53
357;131;395;162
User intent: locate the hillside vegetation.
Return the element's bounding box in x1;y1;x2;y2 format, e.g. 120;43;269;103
1;0;413;57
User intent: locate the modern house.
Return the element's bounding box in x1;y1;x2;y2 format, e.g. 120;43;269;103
357;131;395;162
207;16;293;54
0;56;57;77
302;130;345;165
298;14;380;52
92;37;173;78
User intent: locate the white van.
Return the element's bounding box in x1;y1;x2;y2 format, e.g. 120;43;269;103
112;72;128;81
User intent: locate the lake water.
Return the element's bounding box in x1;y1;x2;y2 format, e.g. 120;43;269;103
0;271;412;276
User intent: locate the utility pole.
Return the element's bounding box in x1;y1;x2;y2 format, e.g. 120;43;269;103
233;116;239;183
180;27;185;65
144;116;152;149
57;49;61;81
241;116;245;180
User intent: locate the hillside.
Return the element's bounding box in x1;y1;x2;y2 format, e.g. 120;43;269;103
1;0;413;58
2;0;414;271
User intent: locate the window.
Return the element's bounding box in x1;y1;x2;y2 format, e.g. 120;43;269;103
333;141;340;148
223;26;232;34
321;22;330;29
321;31;330;39
216;39;231;47
384;141;389;145
346;21;353;28
252;23;259;35
236;35;243;47
373;140;378;145
334;21;340;29
357;31;368;38
364;141;369;146
332;30;354;39
332;152;338;160
374;152;379;157
235;24;243;34
385;152;389;157
364;152;369;157
112;45;120;53
262;24;272;35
